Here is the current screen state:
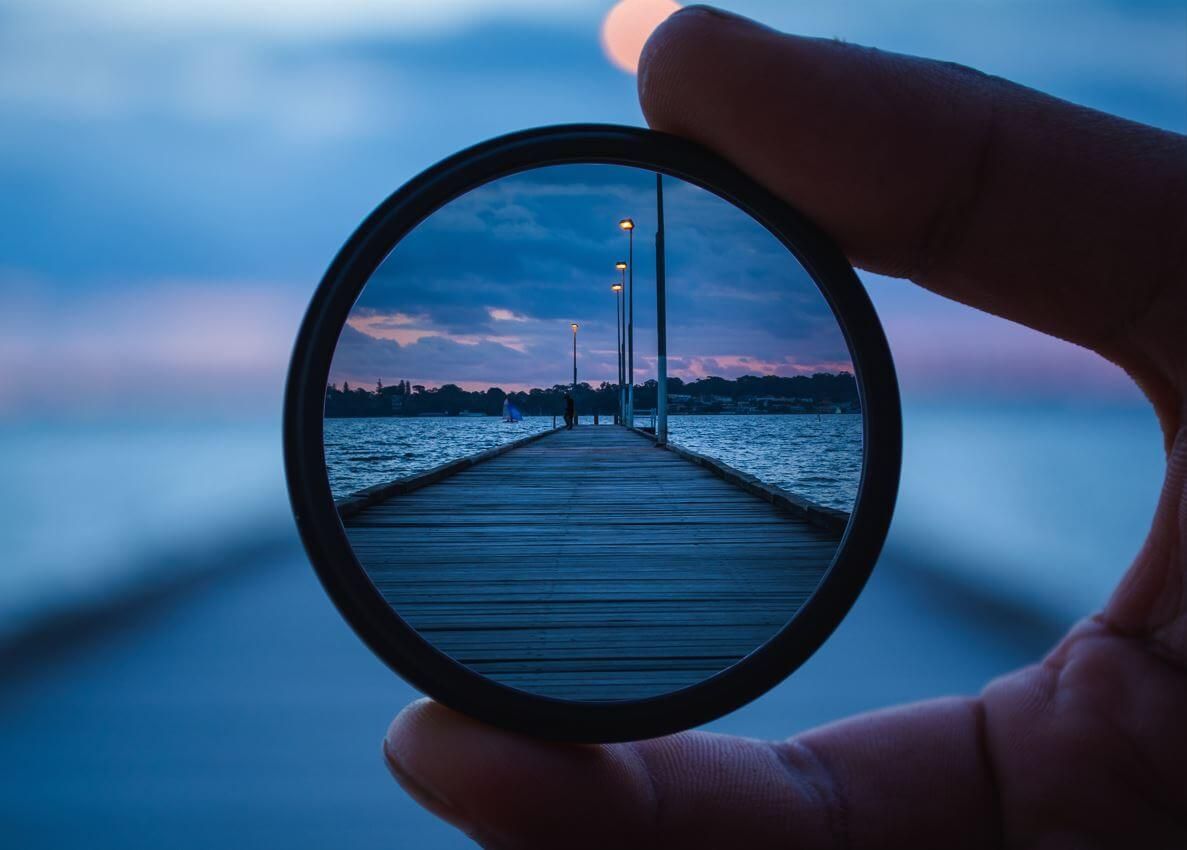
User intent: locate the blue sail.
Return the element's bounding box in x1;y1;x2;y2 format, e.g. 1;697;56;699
502;400;522;422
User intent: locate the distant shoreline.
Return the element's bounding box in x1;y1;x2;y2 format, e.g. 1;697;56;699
325;372;860;420
324;410;862;419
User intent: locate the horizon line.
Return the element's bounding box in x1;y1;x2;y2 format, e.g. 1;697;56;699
327;370;856;395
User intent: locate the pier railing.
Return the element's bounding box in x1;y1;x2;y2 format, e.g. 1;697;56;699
633;408;658;433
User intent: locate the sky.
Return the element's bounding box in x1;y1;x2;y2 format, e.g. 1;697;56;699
329;163;852;392
1;0;1183;417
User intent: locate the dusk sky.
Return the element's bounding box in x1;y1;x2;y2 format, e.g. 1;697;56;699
1;0;1182;416
329;164;852;392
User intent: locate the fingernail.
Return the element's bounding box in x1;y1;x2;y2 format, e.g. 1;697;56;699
381;735;458;820
382;735;501;847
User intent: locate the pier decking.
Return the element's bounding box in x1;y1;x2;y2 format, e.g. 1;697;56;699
342;426;844;701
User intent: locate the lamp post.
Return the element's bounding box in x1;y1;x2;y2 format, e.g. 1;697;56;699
618;218;634;425
570;322;579;395
611;280;623;424
614;259;627;424
655;173;668;446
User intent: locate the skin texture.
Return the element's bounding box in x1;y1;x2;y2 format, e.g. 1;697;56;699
382;7;1187;848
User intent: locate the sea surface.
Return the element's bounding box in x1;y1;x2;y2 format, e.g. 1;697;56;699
0;420;290;645
0;402;1165;653
667;414;862;511
0;402;1169;850
323;416;554;499
323;414;863;510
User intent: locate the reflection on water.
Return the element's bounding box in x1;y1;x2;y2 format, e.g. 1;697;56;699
322;414;863;510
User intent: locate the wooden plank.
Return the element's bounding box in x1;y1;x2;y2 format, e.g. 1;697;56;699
342;425;845;702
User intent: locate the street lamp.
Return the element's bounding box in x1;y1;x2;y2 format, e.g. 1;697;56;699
614;260;627;423
618;218;634;425
570;322;579;393
611;281;624;424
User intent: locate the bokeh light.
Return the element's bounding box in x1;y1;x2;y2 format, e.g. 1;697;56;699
600;0;682;74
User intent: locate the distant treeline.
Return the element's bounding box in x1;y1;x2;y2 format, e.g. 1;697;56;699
325;373;859;418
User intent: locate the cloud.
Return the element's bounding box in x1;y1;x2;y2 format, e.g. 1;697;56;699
0;273;306;417
488;307;530;322
329;322;557;392
328;163;854;391
0;31;402;143
13;0;602;40
663;354;856;382
0;0;1177;423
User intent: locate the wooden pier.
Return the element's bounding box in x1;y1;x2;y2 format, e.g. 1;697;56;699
341;426;846;702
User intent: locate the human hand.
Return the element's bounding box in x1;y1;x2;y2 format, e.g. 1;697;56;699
382;7;1187;847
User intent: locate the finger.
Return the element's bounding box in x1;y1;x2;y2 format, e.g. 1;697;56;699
1105;427;1187;660
383;697;999;849
637;5;1187;674
638;6;1187;423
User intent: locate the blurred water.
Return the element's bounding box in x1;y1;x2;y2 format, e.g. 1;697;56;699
893;402;1164;624
0;420;290;645
0;400;1168;849
0;403;1164;649
0;0;1178;842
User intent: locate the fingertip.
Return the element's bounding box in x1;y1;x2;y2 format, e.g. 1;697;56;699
382;696;456;765
637;4;778;134
637;6;709;130
382;700;484;838
381;699;664;847
382;701;855;848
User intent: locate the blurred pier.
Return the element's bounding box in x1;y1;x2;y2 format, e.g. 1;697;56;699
2;408;1129;850
340;426;846;700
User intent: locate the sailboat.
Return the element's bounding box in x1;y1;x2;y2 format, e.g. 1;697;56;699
502;398;523;423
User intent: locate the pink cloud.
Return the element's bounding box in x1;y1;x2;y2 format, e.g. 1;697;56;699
0;277;307;417
487;307;530;322
659;354;854;381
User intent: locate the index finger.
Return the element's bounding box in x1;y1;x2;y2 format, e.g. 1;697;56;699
638;7;1187;421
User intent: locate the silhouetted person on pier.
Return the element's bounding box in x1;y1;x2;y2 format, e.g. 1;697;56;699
563;392;575;429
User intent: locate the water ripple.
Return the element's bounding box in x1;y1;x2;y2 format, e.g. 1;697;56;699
324;414;861;511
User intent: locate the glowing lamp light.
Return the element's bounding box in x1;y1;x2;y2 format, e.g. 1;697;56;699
618;218;634;231
571;322;579;332
611;283;623;292
615;261;628;270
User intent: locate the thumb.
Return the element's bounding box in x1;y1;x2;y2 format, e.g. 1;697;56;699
382;697;998;849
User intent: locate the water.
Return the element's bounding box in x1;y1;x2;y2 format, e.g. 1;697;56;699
667;414;862;511
0;402;1167;850
323;414;863;510
0;403;1164;655
323;416;555;498
0;420;290;644
892;402;1164;622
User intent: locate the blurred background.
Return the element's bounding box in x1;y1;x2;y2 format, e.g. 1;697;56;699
0;0;1182;846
